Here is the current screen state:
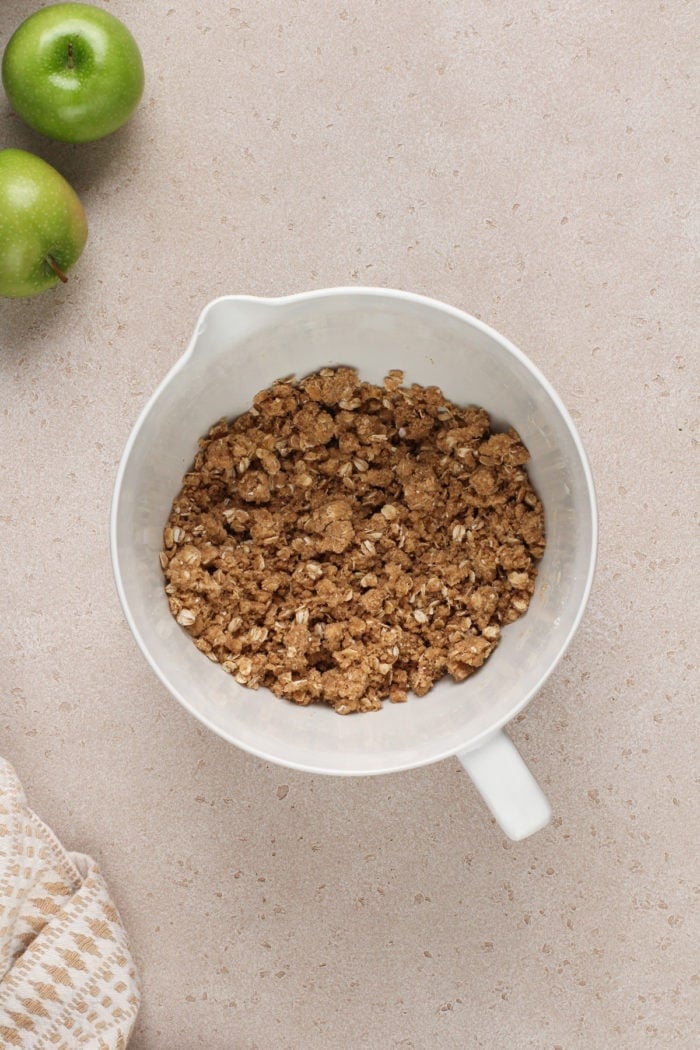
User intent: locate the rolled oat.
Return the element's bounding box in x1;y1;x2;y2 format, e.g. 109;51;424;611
161;368;545;714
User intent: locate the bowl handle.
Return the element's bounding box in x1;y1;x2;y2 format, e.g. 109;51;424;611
456;730;551;841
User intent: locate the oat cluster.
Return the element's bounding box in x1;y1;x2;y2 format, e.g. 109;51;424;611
161;367;545;714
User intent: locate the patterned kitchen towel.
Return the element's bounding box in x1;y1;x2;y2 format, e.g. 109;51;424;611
0;758;140;1048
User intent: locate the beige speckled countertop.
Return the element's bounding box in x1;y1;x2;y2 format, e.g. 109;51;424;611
1;2;697;1047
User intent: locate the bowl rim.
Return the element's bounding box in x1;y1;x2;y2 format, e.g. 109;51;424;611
110;286;599;775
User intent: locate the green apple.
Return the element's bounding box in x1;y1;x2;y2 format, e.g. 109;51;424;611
2;3;144;143
0;148;88;298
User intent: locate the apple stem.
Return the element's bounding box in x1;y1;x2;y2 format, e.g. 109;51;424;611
67;40;75;69
45;255;68;284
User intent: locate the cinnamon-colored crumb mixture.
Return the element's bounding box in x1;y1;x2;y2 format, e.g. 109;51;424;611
160;367;545;714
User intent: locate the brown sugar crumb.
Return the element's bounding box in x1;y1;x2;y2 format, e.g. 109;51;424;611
161;368;546;714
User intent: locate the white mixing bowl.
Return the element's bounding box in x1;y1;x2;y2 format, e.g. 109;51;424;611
111;288;597;840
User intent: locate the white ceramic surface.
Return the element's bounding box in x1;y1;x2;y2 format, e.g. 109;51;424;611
110;288;597;840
